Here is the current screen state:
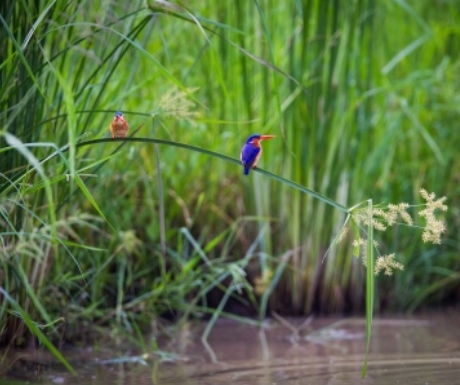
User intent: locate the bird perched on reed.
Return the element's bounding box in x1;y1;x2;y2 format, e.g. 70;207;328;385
110;111;129;139
240;134;275;175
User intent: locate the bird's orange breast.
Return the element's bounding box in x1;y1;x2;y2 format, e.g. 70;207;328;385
110;119;129;138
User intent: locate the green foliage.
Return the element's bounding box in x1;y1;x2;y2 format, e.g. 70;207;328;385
0;2;459;375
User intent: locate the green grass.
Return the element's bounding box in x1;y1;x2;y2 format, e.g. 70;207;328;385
1;0;459;377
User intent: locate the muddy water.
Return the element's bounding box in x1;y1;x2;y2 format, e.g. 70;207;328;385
2;312;460;385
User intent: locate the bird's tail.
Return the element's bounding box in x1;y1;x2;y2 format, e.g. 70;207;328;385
244;167;250;175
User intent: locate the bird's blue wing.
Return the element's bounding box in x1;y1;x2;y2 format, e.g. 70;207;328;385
241;144;260;174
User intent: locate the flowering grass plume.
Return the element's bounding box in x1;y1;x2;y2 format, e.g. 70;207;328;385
152;86;200;121
147;0;189;14
418;188;448;244
336;189;448;276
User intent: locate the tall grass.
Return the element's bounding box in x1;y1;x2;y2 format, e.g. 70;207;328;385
0;0;458;369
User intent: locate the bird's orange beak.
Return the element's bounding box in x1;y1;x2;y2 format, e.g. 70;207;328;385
260;135;275;141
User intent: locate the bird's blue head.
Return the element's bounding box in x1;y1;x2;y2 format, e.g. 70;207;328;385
115;111;124;118
245;134;261;144
245;134;276;145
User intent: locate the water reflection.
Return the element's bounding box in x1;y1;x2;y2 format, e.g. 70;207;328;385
2;313;460;385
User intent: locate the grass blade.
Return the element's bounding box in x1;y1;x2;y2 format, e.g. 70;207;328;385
361;199;375;378
0;287;75;374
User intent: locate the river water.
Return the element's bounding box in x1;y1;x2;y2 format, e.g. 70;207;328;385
2;312;460;384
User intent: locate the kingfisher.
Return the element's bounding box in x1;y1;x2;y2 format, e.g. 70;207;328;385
110;111;129;139
240;134;275;175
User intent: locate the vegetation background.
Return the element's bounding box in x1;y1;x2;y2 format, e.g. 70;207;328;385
1;0;459;350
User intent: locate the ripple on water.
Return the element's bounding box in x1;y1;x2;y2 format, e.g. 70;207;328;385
3;313;460;385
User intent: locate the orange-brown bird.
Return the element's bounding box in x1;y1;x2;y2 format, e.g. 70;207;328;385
110;111;129;139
